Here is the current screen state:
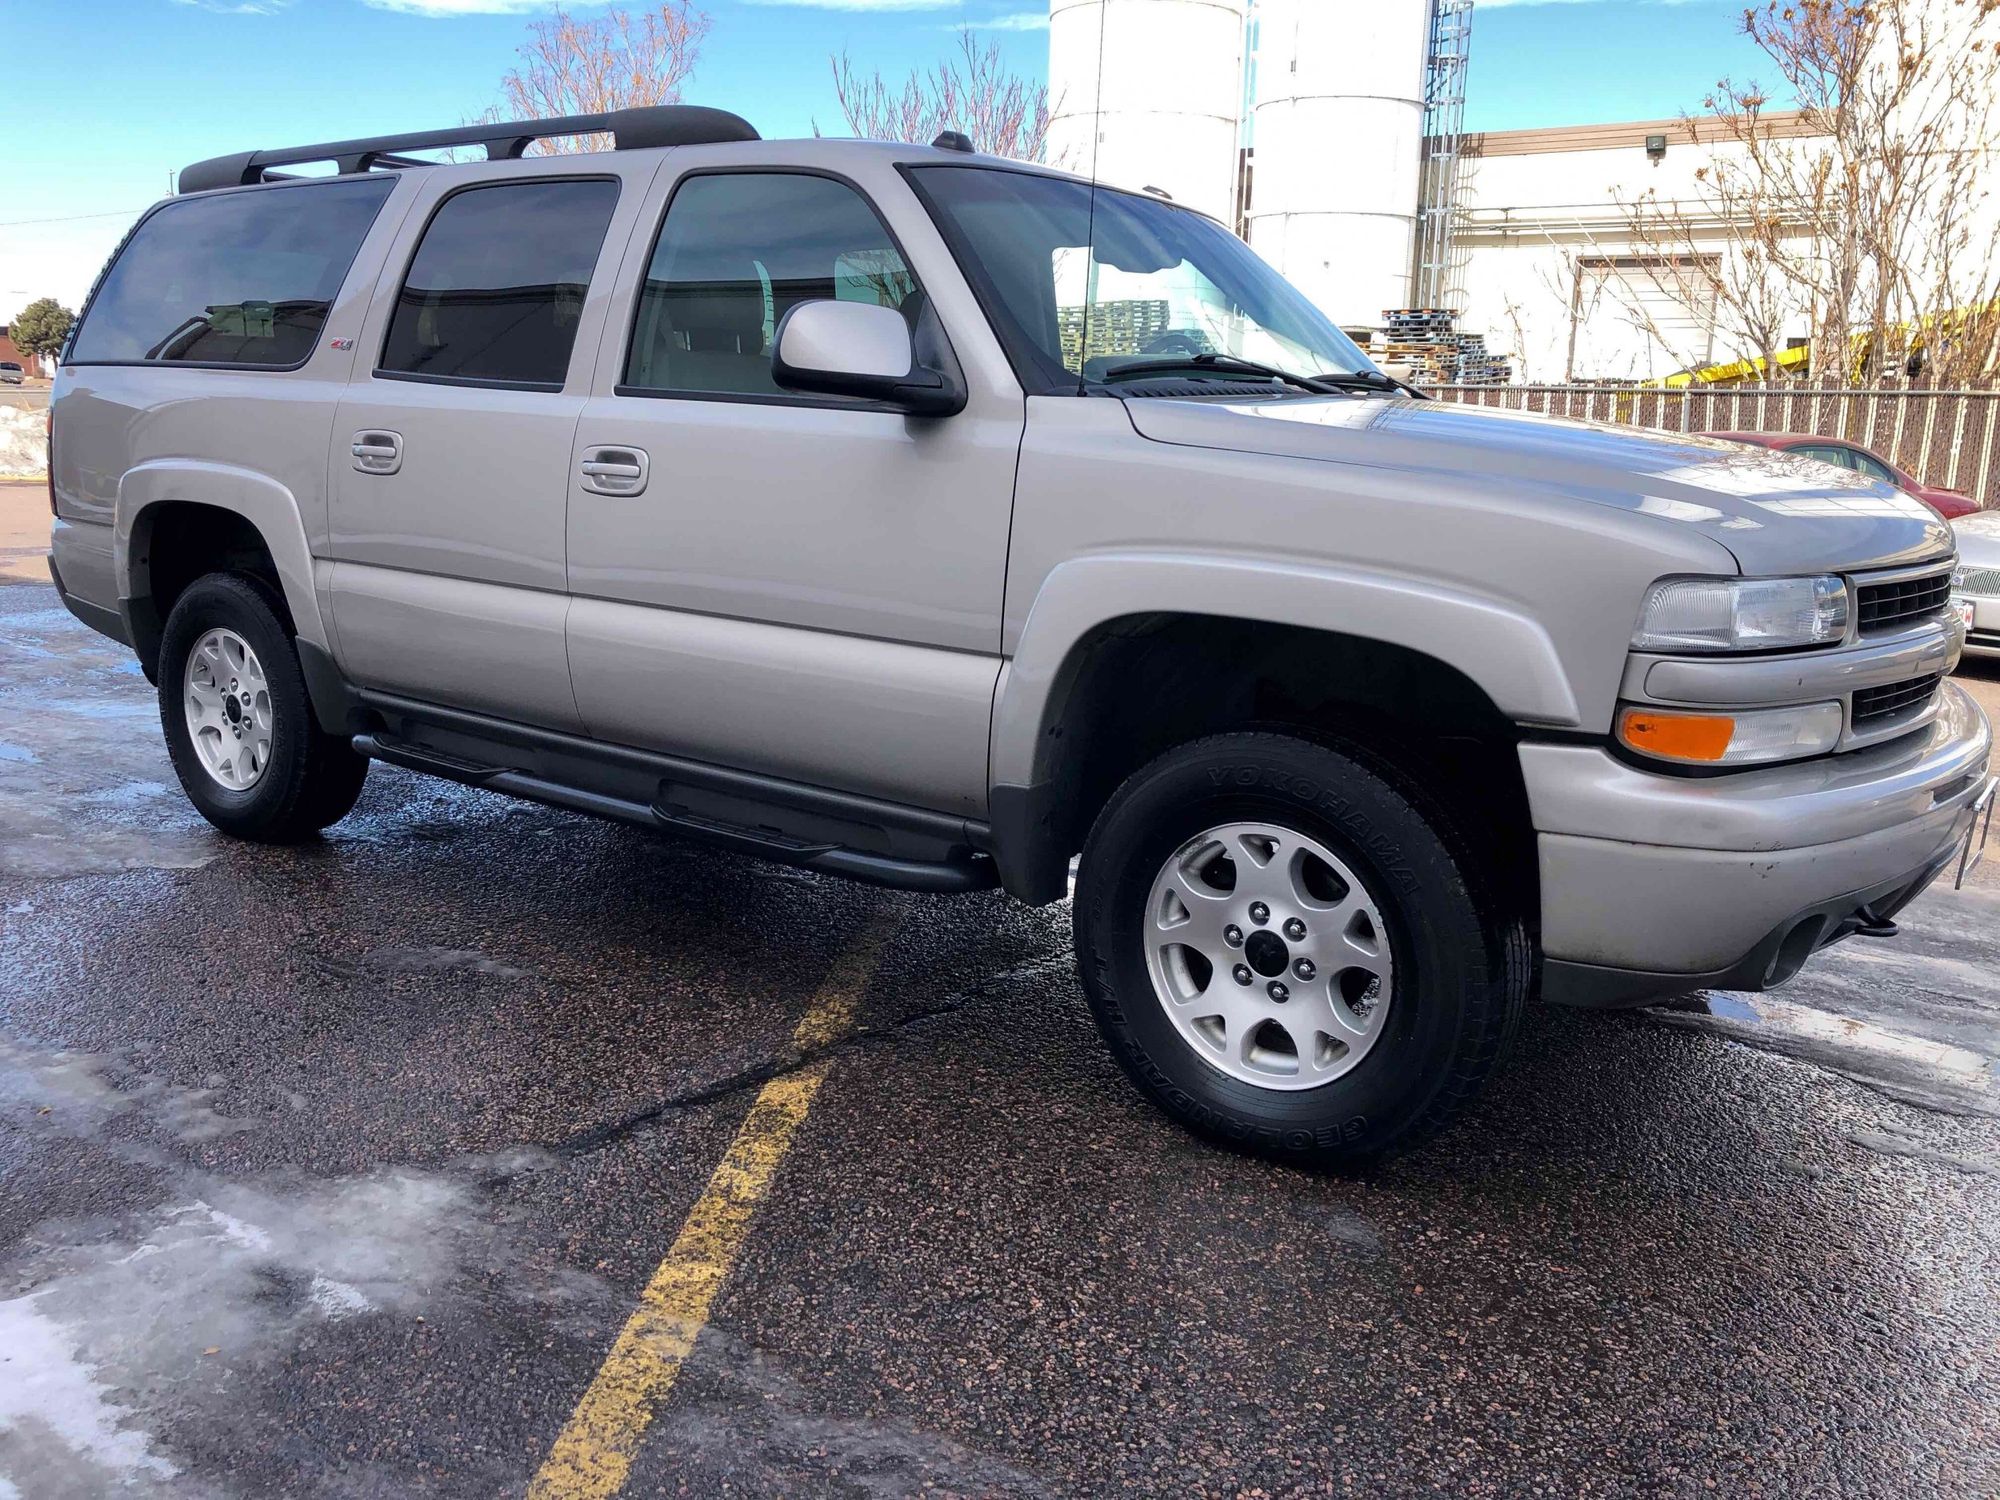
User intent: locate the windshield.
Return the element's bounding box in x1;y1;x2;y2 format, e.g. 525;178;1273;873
906;165;1377;395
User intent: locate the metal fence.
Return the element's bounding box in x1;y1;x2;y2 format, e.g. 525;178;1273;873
1428;384;2000;509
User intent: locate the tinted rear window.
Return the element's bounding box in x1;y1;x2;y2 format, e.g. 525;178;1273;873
69;177;396;368
378;178;619;388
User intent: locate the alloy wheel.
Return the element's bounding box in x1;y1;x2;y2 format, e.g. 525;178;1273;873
182;627;273;791
1142;821;1395;1090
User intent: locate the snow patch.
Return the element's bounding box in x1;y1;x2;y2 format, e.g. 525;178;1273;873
0;1293;179;1491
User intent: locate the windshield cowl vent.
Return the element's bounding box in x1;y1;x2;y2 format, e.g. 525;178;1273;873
1099;377;1308;401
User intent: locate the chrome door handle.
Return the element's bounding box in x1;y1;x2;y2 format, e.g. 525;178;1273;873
579;445;649;496
351;430;403;475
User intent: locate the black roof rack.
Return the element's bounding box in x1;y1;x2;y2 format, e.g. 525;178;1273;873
177;105;759;195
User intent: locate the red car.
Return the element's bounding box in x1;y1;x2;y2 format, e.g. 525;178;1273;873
1702;431;1980;520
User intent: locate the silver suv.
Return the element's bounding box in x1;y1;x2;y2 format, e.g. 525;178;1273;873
48;108;1994;1162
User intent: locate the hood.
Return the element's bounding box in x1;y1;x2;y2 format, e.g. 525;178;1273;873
1952;508;2000;565
1124;395;1952;576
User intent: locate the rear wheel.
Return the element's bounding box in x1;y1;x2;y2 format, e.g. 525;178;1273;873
1074;732;1525;1166
158;573;368;842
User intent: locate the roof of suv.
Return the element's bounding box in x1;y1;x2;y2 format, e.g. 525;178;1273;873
177;104;1079;198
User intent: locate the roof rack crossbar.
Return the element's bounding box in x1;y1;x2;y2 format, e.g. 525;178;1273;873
176;105;759;195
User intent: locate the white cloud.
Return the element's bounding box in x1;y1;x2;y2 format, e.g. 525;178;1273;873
171;0;291;13
964;11;1048;29
359;0;610;15
738;1;957;12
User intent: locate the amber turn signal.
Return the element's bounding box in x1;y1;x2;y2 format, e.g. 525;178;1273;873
1619;709;1736;762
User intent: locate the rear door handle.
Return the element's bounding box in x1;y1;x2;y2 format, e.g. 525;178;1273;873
579;445;649;497
351;430;403;475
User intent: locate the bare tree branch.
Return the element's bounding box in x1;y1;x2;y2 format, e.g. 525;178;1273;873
490;3;711;155
1620;0;2000;385
822;27;1050;162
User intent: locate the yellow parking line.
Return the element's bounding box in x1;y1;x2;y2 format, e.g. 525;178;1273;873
527;903;902;1500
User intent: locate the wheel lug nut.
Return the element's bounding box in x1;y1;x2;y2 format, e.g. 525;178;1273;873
1267;981;1290;1002
1283;918;1307;941
1232;964;1253;986
1248;902;1270;925
1223;925;1244;948
1293;958;1316;981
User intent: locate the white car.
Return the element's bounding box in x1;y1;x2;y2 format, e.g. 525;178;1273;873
1954;511;2000;658
0;362;23;385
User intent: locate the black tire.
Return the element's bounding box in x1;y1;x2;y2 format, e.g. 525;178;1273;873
157;573;368;842
1074;731;1527;1167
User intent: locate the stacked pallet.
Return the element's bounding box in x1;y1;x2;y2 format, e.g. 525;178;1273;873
1372;309;1512;387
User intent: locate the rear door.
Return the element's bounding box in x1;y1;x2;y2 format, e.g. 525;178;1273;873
327;159;650;731
562;149;1023;816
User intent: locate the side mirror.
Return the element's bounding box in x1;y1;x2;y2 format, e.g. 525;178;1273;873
772;300;965;417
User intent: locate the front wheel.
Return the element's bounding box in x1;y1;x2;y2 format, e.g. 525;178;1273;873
1074;732;1526;1166
157;573;369;842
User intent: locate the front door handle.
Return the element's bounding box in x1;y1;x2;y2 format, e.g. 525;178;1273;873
351;430;403;475
579;445;649;497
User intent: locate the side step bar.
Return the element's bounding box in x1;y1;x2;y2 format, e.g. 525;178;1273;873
353;731;997;894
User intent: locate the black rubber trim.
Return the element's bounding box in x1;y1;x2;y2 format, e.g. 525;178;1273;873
987;779;1069;905
120;593;164;675
296;640;366;736
1541;846;1958;1008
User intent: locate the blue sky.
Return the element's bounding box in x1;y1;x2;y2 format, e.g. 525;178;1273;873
2;0;1770;321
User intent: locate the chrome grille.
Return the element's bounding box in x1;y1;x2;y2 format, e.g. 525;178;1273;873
1856;568;1954;632
1958;566;2000;598
1851;673;1942;728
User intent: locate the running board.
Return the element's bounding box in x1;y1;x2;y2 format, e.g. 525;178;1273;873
352;731;996;893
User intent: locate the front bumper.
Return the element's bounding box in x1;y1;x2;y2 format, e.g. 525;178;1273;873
1525;682;1992;1006
1963;592;2000;656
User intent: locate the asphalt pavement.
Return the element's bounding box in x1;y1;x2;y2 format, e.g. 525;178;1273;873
3;485;1997;1498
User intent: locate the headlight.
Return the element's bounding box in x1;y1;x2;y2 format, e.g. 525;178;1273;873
1632;575;1849;652
1619;702;1844;766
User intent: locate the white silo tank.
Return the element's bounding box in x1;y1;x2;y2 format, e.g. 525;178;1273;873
1247;0;1429;329
1046;0;1251;225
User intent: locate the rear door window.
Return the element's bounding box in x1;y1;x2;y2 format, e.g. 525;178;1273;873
1792;444;1856;470
378;178;620;389
67;177;396;368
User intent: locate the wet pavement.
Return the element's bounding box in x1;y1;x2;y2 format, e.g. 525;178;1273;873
3;511;1998;1496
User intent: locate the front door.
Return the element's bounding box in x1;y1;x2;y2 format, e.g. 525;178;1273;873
564;158;1021;816
328;165;641;732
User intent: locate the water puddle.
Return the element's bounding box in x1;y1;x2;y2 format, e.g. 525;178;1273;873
0;829;216;881
1844;1123;1999;1178
1644;991;2000;1118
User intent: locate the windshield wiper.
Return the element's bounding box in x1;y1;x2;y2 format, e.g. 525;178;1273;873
1099;353;1342;395
1309;367;1431;400
1098;353;1425;399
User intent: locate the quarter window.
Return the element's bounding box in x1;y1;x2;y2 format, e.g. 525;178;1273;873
380;179;619;388
68;177;396;368
1793;444;1856;470
1848;450;1898;484
624;173;917;398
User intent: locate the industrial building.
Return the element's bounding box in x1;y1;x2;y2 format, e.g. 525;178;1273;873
1043;0;1998;385
1049;0;1463;331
